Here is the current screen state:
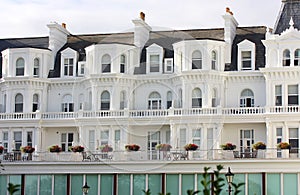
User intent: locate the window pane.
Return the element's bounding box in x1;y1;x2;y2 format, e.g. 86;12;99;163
118;174;130;195
9;175;21;195
71;175;83;195
0;175;7;195
283;173;297;194
248;174;262;195
148;174;161;195
86;174;98;195
54;175;66;195
101;174;113;195
166;174;179;195
133;174;145;195
181;174;194;195
40;175;52;195
288;85;298;94
25;175;38;195
267;173;280;195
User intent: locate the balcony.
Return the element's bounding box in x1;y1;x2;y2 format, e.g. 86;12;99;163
1;148;298;163
1;105;299;121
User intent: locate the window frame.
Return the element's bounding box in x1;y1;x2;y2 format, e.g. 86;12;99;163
288;85;299;106
192;88;202;108
64;58;74;76
16;58;25;76
101;91;110;110
101;54;111;73
283;49;291;67
33;58;40;77
15;93;24;113
211;51;217;70
164;58;173;73
240;89;254;107
148;92;162;110
192;50;202;70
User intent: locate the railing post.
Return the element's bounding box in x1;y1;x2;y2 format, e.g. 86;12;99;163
124;108;129;117
217;106;222;115
168;107;174;116
35;110;41;119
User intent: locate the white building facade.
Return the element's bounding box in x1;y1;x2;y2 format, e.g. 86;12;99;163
1;1;300;194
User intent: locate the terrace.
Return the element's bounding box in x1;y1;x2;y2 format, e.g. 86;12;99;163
1;148;297;163
0;105;299;120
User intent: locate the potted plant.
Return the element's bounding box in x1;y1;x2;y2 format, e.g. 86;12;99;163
155;144;172;151
21;146;35;153
70;145;84;152
125;144;140;151
48;145;62;153
277;142;291;158
0;146;4;154
99;144;113;152
252;142;266;150
184;143;198;151
277;142;291;149
220;142;236;150
253;142;266;158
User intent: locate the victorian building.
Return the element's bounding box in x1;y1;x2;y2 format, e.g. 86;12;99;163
0;0;300;194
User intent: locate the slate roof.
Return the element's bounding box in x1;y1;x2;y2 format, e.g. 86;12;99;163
0;26;266;77
0;37;49;77
274;0;300;34
228;26;267;71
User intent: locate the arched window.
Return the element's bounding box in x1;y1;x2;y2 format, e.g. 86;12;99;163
32;94;39;112
120;55;126;73
33;58;40;77
192;50;202;69
283;49;291;66
192;88;202;108
101;91;110;110
15;93;23;112
211;51;217;70
62;95;74;112
120;91;126;109
294;49;300;66
102;54;111;73
167;91;172;109
212;88;217;107
240;89;254;107
16;58;25;76
148;92;161;109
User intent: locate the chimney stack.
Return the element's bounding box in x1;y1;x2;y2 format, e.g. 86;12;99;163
132;12;152;48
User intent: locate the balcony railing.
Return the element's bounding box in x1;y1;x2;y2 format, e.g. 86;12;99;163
0;106;300;120
2;148;298;163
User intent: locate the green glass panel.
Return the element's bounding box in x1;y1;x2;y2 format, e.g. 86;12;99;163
197;173;206;192
86;174;98;195
54;175;67;195
267;173;280;195
248;174;261;195
220;174;245;195
40;175;52;195
133;174;145;195
118;174;130;195
0;175;7;195
71;175;83;195
148;174;161;195
9;175;21;195
25;175;38;195
166;174;179;195
182;174;194;195
101;174;113;195
283;173;297;194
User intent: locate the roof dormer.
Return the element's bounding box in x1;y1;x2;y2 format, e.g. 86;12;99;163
60;47;78;77
146;43;164;74
237;39;256;71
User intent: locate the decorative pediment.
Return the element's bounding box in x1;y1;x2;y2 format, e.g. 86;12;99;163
61;47;77;55
146;43;163;51
237;39;255;48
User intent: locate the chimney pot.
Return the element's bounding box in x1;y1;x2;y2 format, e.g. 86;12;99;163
62;23;66;29
226;7;233;15
140;12;145;21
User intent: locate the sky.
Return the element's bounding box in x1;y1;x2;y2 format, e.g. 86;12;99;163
0;0;282;38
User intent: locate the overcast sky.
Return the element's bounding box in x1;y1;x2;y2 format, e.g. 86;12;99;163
0;0;282;38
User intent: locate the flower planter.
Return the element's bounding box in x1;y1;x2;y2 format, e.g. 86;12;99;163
281;149;289;158
222;150;234;159
257;149;266;158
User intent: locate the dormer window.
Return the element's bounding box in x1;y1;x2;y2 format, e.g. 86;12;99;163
33;58;40;77
64;58;74;76
146;44;163;74
102;54;111;73
294;49;300;66
283;49;291;66
164;58;173;73
78;62;85;76
192;50;202;69
238;40;255;71
211;51;217;70
120;55;126;73
150;55;159;72
241;51;252;70
16;58;25;76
